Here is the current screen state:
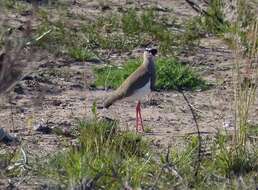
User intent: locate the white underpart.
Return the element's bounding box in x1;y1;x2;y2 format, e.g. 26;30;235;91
128;80;151;101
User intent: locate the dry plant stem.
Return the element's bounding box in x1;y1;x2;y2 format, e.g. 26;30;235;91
180;90;202;178
233;21;258;147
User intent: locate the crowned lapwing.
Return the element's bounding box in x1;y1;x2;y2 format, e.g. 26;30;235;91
104;48;157;132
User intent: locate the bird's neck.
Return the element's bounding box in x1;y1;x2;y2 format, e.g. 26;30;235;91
143;57;154;66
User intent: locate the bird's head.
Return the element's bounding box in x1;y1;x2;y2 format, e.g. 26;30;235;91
143;48;157;62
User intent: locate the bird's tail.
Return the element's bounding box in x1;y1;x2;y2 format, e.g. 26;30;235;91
104;91;123;108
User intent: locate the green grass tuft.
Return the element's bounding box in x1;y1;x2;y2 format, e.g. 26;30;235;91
94;58;207;91
121;9;141;35
201;0;229;35
114;132;149;157
31;119;258;189
40;118;153;189
155;58;207;90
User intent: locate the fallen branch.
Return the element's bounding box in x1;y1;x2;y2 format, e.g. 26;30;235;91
185;0;208;15
26;29;52;46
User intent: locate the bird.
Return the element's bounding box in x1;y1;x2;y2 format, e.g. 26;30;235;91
104;48;157;133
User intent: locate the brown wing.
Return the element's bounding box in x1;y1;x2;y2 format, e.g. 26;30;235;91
104;64;150;108
117;64;150;97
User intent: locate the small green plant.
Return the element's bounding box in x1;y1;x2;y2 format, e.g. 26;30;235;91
68;47;95;61
94;58;207;91
187;0;228;36
36;18;96;59
2;0;19;9
144;127;152;133
0;150;14;174
203;0;229;35
213;133;257;176
182;0;229;38
1;0;29;13
247;123;258;136
35;20;68;54
114;132;149;157
1;147;30;178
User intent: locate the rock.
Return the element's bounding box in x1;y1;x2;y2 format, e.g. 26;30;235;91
22;75;34;80
87;58;102;64
14;84;24;94
0;128;20;146
70;84;83;89
52;99;62;106
34;120;52;134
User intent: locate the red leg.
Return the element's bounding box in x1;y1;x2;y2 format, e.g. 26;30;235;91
138;102;144;132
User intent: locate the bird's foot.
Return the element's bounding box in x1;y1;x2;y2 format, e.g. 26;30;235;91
136;124;144;133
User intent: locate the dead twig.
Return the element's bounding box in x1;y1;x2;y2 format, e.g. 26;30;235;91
26;29;52;46
179;90;202;178
185;0;210;14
